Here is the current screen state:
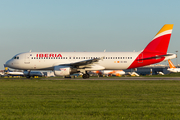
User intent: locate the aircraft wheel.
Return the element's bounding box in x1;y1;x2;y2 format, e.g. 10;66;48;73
82;74;88;79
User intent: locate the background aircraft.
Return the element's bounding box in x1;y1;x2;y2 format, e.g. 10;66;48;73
167;60;180;72
4;65;44;78
4;66;24;77
92;70;125;77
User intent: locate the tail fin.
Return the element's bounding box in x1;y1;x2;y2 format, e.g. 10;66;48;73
168;60;176;68
128;24;174;69
143;24;173;54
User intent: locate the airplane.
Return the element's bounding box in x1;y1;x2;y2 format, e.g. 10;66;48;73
92;70;125;77
167;59;180;72
23;70;44;78
4;65;44;78
4;66;24;77
5;24;176;79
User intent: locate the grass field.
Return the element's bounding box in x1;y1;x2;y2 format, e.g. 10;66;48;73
0;79;180;120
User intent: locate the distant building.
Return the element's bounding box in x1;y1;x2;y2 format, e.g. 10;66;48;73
124;64;170;75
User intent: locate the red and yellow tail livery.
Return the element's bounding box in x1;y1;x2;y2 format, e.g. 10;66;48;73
128;24;174;69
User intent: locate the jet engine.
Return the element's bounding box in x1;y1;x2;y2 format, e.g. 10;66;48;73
54;66;77;76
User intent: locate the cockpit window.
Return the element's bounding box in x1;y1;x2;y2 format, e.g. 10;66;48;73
12;56;19;59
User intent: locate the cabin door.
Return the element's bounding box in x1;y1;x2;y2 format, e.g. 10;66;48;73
138;53;143;63
24;53;31;64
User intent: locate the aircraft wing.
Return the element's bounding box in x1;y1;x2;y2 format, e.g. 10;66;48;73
58;57;101;67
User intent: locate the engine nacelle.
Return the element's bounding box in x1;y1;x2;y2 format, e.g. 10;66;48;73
54;66;77;76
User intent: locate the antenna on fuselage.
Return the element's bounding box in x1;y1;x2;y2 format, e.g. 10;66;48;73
29;50;32;52
104;49;106;52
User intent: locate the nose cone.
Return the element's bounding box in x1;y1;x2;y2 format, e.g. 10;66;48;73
5;59;13;68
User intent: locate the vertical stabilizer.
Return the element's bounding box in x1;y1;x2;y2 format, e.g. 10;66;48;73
168;60;176;68
4;64;12;72
143;24;173;54
128;24;174;69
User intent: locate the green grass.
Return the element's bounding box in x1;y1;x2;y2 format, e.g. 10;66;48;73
0;79;180;119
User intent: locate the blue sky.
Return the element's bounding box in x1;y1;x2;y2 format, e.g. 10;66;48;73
0;0;180;69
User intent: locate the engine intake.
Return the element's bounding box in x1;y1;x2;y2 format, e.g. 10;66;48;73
54;66;77;76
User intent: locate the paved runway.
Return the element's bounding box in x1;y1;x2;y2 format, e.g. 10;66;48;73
42;77;180;80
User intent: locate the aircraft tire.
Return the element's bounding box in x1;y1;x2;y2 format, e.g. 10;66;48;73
82;74;87;79
82;74;89;79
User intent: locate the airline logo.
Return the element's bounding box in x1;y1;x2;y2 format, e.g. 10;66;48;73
36;54;62;58
60;68;66;71
5;67;8;71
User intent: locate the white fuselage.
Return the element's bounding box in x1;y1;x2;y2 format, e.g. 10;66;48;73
6;52;140;70
167;68;180;73
5;52;176;72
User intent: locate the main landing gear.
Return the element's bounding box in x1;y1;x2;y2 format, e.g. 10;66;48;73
26;70;31;78
82;73;90;79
